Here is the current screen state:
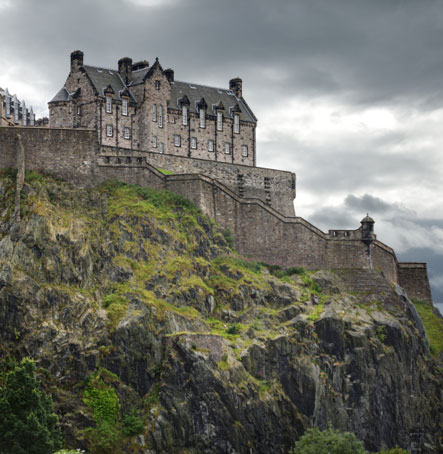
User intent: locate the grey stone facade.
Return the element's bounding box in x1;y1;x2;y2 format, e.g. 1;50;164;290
49;51;256;166
0;87;36;127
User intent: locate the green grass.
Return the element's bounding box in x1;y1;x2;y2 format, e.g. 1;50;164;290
157;168;175;175
412;299;443;355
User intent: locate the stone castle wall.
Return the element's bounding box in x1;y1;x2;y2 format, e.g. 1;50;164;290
0;126;431;301
398;263;433;304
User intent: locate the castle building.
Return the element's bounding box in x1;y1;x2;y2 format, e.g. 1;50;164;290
49;51;257;166
0;87;36;127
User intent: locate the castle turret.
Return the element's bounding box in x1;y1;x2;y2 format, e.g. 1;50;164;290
361;214;375;246
118;57;133;85
70;50;84;72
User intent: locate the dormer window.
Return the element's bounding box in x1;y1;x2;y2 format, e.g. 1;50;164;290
182;105;188;126
155;80;160;90
159;105;163;128
199;108;206;128
217;111;223;131
122;98;128;116
152;104;157;122
106;96;112;113
234;114;240;134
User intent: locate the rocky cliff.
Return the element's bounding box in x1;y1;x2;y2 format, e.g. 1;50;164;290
0;171;441;454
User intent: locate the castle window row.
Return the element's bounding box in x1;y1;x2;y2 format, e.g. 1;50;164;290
105;95;129;116
168;135;247;155
106;124;131;139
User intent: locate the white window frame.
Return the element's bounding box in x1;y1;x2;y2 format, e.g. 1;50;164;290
242;145;248;157
199;108;206;128
217;111;223;131
152;135;157;148
174;134;181;147
224;142;230;154
234;114;240;134
182;105;188;126
106;96;112;113
124;127;130;139
152;104;157;122
170;115;175;124
159;142;165;154
159;105;163;128
208;140;214;152
122;98;128;116
191;137;197;149
106;125;113;137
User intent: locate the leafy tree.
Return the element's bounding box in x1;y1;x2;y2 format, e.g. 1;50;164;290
290;426;367;454
0;357;62;454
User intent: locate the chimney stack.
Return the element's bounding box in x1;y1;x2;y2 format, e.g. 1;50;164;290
229;77;242;98
118;57;133;85
164;68;174;82
70;50;84;72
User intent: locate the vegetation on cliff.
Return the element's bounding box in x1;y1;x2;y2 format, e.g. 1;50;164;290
0;170;441;454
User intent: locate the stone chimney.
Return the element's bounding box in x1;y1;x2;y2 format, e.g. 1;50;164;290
70;50;84;72
229;77;242;98
164;68;174;82
132;60;149;71
118;57;133;85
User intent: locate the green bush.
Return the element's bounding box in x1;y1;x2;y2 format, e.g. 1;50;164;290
290;427;366;454
223;228;234;248
122;408;144;436
377;447;408;454
0;358;62;454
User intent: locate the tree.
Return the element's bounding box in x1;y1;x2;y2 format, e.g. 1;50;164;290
290;426;367;454
0;358;62;454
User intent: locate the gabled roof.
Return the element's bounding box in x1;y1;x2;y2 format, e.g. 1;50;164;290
83;65;126;99
49;87;81;104
169;81;256;123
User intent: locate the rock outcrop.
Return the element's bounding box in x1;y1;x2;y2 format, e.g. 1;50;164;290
0;171;441;453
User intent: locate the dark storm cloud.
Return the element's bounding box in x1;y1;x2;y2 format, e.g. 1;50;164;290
2;0;443;107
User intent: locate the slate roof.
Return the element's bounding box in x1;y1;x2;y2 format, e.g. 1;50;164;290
169;81;256;123
49;60;257;122
49;87;81;104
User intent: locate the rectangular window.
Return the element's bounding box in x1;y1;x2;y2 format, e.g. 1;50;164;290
208;140;214;152
174;135;181;147
234;114;240;134
124;127;130;139
159;105;163;128
199;108;206;128
191;137;197;149
106;96;112;113
106;125;113;137
217;111;223;131
241;145;248;157
14;102;18;123
182;105;188;125
6;98;10;116
159;142;165;154
152;104;157;121
155;80;160;90
152;135;157;148
170;115;175;124
77;107;81;115
224;142;230;154
122;99;128;116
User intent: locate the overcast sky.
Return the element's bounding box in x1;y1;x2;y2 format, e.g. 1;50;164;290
1;0;442;305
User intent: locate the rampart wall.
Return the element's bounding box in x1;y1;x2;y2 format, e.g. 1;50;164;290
0;126;427;296
398;263;433;304
99;146;296;217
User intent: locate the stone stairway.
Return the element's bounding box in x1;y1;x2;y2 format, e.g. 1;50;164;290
332;268;394;301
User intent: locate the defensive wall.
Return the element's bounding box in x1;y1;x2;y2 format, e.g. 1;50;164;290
0;126;432;302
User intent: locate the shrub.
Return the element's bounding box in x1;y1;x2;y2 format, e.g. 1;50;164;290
223;228;234;248
0;358;62;454
290;427;367;454
122;408;144;436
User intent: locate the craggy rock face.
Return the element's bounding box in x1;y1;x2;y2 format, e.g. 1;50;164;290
0;172;441;454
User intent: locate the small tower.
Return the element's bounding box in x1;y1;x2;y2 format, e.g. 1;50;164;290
361;214;375;268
